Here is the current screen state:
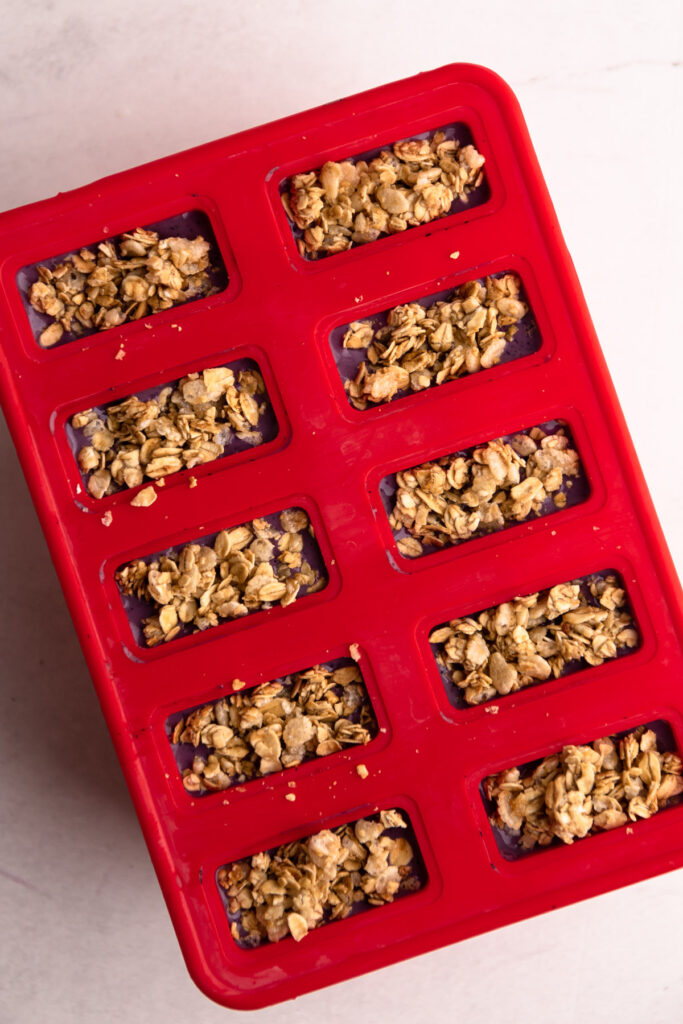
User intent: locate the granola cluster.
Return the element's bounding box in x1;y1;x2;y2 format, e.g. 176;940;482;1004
219;810;421;946
174;663;376;793
344;274;527;408
72;366;268;499
486;728;683;850
390;425;581;557
28;228;215;347
431;575;638;706
284;130;485;258
115;510;325;646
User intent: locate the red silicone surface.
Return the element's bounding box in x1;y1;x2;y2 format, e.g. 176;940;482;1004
0;64;681;1010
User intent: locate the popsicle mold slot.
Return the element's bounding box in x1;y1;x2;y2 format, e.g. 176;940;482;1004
483;720;683;861
281;123;488;260
115;507;327;647
217;808;426;948
67;359;278;500
167;658;378;795
430;570;639;709
382;420;589;559
17;210;229;349
333;271;539;411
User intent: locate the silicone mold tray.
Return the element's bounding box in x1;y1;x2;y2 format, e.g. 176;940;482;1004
0;63;681;1010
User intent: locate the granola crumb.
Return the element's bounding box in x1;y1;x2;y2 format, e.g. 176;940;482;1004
356;763;369;779
114;345;126;361
130;485;157;508
484;705;499;715
349;643;361;662
285;793;297;802
232;679;246;691
449;250;460;259
188;476;198;489
100;511;113;527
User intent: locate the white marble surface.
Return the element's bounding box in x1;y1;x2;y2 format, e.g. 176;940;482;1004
1;1;681;1021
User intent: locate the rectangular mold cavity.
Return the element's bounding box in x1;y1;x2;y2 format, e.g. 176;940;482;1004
217;807;426;948
430;570;639;710
115;507;327;648
17;209;229;350
280;121;489;261
483;719;683;861
381;419;590;560
331;271;539;411
67;358;278;501
166;658;378;795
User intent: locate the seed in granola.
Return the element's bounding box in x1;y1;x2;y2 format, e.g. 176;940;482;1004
343;274;529;410
389;423;583;555
218;809;421;946
285;130;485;259
486;726;683;851
27;227;218;345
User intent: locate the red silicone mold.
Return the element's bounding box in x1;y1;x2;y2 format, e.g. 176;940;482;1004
0;63;681;1010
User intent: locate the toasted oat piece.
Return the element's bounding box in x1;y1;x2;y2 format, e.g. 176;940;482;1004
430;574;638;705
485;727;683;850
284;130;485;258
218;810;421;946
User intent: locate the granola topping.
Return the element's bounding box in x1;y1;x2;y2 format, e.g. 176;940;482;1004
344;274;528;409
218;810;422;946
390;424;582;557
284;129;485;258
431;574;638;706
72;365;270;498
28;227;217;346
172;662;376;794
115;510;326;646
486;727;683;851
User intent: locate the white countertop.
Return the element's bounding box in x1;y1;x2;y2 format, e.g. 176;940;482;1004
1;2;681;1021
